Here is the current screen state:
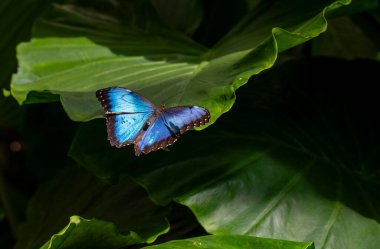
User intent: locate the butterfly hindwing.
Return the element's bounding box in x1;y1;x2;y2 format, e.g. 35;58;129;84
135;106;210;155
106;112;152;147
96;87;155;147
162;106;210;134
135;114;177;155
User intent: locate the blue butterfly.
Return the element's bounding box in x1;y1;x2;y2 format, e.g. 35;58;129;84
96;87;211;156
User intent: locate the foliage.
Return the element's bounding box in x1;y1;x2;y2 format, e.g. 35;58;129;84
1;0;379;249
10;0;350;123
142;235;315;249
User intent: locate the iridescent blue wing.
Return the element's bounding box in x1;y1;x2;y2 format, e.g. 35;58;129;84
162;106;210;134
135;106;210;155
96;87;154;114
105;112;152;147
96;87;155;147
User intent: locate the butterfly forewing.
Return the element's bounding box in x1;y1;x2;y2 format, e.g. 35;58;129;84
96;87;154;114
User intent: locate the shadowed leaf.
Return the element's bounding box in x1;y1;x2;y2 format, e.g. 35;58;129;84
69;58;380;249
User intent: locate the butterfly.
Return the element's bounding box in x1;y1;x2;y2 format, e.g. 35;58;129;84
96;87;211;156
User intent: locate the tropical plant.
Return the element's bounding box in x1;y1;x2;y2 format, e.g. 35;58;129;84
1;0;379;248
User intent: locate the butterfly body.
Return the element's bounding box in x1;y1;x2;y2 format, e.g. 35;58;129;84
96;87;210;156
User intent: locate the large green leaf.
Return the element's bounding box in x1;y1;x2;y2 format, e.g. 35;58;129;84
143;235;314;249
15;166;169;249
69;58;380;249
11;0;349;123
178;154;380;248
39;216;143;249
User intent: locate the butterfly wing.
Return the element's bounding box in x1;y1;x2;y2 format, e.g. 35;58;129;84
162;106;210;134
96;87;154;114
135;106;210;155
96;87;155;147
105;113;152;147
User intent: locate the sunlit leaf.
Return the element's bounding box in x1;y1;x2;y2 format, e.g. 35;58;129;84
11;0;349;124
40;216;142;249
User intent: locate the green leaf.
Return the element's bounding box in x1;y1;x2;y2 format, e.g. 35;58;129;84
179;156;380;247
69;58;380;249
143;235;314;249
15;166;169;249
11;0;349;124
39;216;143;249
33;1;206;55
